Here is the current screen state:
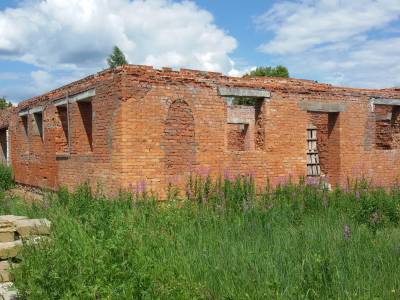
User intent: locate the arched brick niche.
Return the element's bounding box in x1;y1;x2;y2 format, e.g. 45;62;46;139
163;100;196;177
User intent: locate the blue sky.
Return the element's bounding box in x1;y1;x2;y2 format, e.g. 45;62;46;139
1;0;399;103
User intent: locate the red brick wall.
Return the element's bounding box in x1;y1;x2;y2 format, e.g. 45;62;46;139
1;64;399;195
163;100;195;178
7;69;124;193
227;124;247;151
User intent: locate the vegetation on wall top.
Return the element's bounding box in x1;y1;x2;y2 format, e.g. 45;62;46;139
244;65;290;78
107;46;128;69
0;97;13;110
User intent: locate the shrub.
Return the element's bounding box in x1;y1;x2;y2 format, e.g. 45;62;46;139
353;189;400;232
0;164;14;190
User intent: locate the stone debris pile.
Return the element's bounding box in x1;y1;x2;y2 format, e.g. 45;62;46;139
0;215;51;300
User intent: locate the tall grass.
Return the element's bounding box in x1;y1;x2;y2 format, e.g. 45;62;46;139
0;163;14;191
1;177;400;299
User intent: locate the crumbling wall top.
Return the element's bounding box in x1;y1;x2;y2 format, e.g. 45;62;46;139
12;64;400;114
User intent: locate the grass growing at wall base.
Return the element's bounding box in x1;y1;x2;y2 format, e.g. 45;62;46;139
1;179;400;299
0;164;14;191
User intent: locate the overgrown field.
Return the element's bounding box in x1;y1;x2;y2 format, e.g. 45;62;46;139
1;173;400;299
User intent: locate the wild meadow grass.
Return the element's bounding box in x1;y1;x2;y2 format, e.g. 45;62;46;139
1;175;400;299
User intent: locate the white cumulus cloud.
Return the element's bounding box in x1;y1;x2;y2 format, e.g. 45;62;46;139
0;0;237;72
255;0;400;88
0;0;238;101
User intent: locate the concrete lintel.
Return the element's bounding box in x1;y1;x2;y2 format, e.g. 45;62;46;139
69;88;95;103
218;86;270;98
18;109;29;117
29;106;43;114
299;101;346;112
371;98;400;106
54;98;68;107
227;118;249;125
369;98;400;112
53;88;95;106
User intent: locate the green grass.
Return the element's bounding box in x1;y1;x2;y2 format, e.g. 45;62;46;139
0;164;14;191
1;176;400;299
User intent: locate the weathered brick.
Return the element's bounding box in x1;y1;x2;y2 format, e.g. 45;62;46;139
0;241;22;259
0;221;15;243
14;219;51;238
0;64;399;195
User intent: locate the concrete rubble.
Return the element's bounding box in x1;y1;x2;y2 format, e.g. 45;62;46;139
0;215;51;299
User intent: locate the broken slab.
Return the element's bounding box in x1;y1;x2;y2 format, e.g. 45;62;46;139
0;233;15;244
0;262;17;283
0;223;16;243
0;262;16;271
14;219;51;238
0;241;22;259
0;270;13;283
0;216;27;223
0;282;17;300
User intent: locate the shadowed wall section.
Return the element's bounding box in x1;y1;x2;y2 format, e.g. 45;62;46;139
308;111;340;185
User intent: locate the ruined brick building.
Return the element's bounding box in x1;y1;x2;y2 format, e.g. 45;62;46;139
0;64;400;195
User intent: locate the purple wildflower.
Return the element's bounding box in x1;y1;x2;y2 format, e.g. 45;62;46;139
247;169;255;179
275;176;289;187
306;176;319;186
198;166;211;178
224;168;233;181
136;179;147;194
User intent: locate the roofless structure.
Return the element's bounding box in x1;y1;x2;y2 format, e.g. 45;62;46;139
0;65;399;195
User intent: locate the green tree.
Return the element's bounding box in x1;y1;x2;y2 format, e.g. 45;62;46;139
232;65;289;106
245;65;289;78
107;46;128;68
0;97;12;110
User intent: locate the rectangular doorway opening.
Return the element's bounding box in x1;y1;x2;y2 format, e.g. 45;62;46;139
307;112;340;184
